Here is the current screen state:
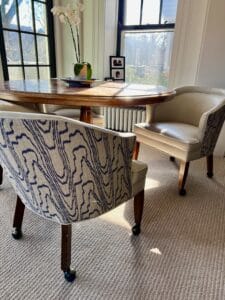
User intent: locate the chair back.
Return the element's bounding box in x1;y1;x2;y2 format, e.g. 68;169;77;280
147;86;225;127
0;112;135;224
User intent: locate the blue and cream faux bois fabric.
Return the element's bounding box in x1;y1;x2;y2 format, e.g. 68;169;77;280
0;113;135;224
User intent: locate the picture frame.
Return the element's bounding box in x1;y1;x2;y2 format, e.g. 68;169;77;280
111;69;125;81
110;56;125;68
110;56;125;81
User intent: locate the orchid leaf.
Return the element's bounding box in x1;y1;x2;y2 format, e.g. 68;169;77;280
86;63;92;80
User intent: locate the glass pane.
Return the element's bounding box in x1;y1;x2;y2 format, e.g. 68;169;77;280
124;0;141;25
122;31;174;86
21;33;36;64
39;67;50;79
37;36;49;64
34;2;47;34
142;0;160;25
1;0;18;29
161;0;178;24
8;67;23;80
3;30;21;64
25;67;38;79
18;0;33;32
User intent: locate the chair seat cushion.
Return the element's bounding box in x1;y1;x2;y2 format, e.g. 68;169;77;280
0;100;38;113
132;160;148;196
53;108;99;120
135;122;201;161
53;108;81;119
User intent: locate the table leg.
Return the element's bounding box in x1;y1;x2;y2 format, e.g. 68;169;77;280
80;106;92;123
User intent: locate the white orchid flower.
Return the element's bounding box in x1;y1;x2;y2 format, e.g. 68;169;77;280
51;2;84;63
76;3;85;12
59;14;66;23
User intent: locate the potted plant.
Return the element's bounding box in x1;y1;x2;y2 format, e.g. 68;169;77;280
51;2;92;80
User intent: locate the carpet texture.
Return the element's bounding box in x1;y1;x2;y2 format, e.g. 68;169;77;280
0;144;225;300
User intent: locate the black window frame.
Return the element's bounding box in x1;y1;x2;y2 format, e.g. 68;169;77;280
116;0;176;55
0;0;56;80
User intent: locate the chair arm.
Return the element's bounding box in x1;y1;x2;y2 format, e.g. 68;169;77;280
198;102;225;155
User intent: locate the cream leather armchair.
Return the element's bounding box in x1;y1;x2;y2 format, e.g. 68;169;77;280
134;86;225;195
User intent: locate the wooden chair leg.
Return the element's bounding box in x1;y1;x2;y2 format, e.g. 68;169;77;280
12;195;25;239
133;141;140;160
0;165;3;185
206;155;213;178
80;106;92;123
178;161;190;196
61;224;76;282
132;190;144;235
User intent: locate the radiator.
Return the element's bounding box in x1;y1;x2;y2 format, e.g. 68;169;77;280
104;107;146;132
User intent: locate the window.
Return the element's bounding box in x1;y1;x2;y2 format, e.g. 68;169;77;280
117;0;178;86
0;0;56;80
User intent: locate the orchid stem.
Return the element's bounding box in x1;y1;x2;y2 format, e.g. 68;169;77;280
75;26;81;63
67;18;79;63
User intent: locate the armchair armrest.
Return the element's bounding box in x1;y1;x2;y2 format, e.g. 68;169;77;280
198;101;225;155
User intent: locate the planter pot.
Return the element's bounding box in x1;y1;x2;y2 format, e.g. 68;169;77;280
74;62;92;80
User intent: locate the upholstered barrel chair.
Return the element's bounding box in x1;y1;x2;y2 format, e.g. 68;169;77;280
0;100;40;185
0;112;147;282
134;86;225;195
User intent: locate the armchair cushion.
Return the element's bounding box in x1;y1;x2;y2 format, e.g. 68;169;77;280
52;108;81;119
135;122;201;161
0;100;38;113
132;160;148;196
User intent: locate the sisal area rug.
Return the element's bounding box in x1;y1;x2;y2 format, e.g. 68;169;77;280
0;144;225;300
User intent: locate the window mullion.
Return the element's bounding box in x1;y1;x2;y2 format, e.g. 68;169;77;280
116;0;125;56
159;0;163;24
46;0;56;77
31;0;40;79
0;7;9;80
140;0;144;25
15;0;25;80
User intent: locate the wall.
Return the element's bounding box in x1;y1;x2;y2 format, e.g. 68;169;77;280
169;0;209;88
82;0;118;80
196;0;225;88
83;0;105;79
103;0;118;78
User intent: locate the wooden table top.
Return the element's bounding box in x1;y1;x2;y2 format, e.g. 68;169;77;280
0;79;175;107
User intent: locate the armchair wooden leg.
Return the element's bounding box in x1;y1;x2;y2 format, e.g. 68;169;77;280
206;155;213;178
132;190;144;235
12;195;25;239
61;224;76;282
178;161;190;196
133;141;140;160
0;165;3;185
